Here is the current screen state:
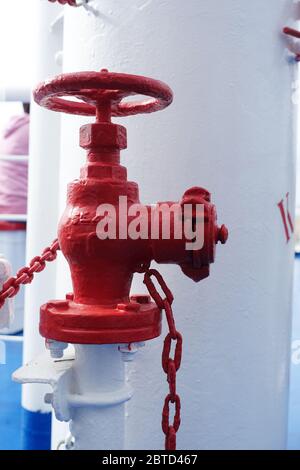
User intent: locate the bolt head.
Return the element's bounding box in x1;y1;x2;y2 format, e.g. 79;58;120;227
46;300;69;310
117;302;140;312
44;393;53;405
119;343;142;362
45;339;68;359
130;294;151;305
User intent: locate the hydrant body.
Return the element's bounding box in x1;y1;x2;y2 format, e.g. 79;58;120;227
35;70;227;345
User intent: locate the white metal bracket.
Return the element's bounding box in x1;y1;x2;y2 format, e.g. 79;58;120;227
13;350;74;421
13;348;133;422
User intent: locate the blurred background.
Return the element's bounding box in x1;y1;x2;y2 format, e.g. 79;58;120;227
0;0;39;450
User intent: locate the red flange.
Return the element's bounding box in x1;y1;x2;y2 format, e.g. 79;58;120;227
40;294;161;344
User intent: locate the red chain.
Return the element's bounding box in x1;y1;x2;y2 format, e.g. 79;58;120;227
143;268;182;451
0;239;60;310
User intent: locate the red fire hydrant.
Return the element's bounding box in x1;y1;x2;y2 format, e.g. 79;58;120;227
35;70;228;344
33;69;228;345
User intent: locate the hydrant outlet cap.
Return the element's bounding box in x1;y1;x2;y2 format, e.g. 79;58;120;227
217;225;229;244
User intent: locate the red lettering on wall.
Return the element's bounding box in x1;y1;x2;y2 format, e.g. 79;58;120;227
278;192;294;243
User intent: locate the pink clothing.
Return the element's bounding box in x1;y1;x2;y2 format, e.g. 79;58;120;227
0;114;29;214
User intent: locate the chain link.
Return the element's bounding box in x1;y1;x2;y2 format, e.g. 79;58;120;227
0;239;60;310
143;268;182;451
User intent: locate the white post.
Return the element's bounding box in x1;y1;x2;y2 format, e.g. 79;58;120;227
55;0;296;450
69;345;131;450
21;0;63;449
0;87;31;103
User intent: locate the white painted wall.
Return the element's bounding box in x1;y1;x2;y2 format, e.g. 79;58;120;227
0;0;34;137
0;0;34;189
54;0;296;449
0;0;36;91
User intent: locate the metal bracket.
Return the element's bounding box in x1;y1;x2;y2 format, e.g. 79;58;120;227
13;350;74;421
13;348;133;422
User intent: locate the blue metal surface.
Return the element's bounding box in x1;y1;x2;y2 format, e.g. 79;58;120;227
0;336;51;450
0;339;22;450
21;408;51;450
288;255;300;449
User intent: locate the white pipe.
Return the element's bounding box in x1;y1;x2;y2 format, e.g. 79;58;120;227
0;335;23;343
0;215;27;222
59;0;297;450
69;345;131;450
22;0;63;434
0;155;29;162
0;87;31;103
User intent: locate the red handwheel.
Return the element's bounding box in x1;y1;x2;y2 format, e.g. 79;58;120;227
34;69;173;121
48;0;79;6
